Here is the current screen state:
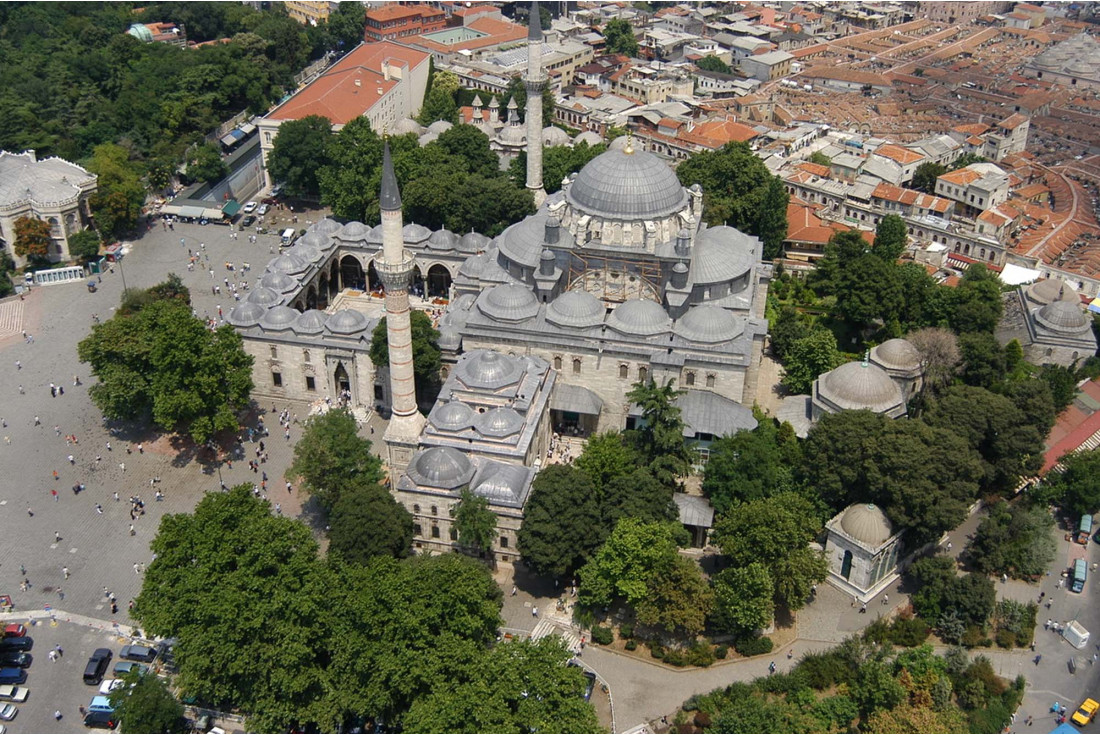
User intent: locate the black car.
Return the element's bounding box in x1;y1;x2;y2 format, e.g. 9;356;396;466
83;710;116;729
120;644;156;663
241;215;256;228
0;637;32;652
84;648;112;685
0;652;30;669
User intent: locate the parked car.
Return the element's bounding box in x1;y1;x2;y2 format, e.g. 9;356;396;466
0;670;25;686
98;679;125;695
242;201;258;214
83;649;112;685
112;661;147;677
241;215;256;228
0;704;14;721
0;638;31;652
120;644;156;663
0;653;29;669
257;203;269;216
1;626;25;639
0;686;27;703
1073;698;1099;726
83;710;116;730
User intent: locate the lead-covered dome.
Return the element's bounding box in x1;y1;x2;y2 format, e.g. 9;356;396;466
839;503;894;547
427;228;460;251
455;350;522;390
478;283;539;322
429;401;475;432
260;305;300;331
871;338;922;372
607;299;671;336
460;231;491;253
1036;300;1090;334
817;361;904;413
566;147;688;219
296;231;329;250
293;309;327;334
268;253;307;275
226;302;265;327
475;407;524;437
1026;278;1078;306
674;305;744;343
326;309;369;335
691;226;757;285
311;218;342;235
260;272;297;293
546;290;604;329
334;221;371;243
407;446;474;490
403;223;432;243
247;287;283;307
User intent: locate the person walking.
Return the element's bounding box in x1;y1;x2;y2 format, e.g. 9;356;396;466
62;566;69;579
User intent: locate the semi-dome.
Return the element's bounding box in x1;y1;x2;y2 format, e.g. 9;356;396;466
497;215;550;268
260;305;300;331
267;253;307;275
427;120;453;135
839;503;894;547
418;131;438;147
455;350;522;390
870;338;922;372
674;305;744;343
429;401;475;432
326;309;369;335
427;228;460;251
818;361;904;413
293;309;327;334
546;290;604;329
226;302;265;327
247;287;283;307
691;226;757;285
311;218;342;235
260;272;297;293
543;125;571;147
475;407;524;437
334;221;371;242
574;131;603;147
407;446;474;490
460;231;491;253
1036;300;1090;333
403;223;432;243
607;299;671;336
1026;278;1078;305
567;147;688;220
478;283;539;322
393;117;424;136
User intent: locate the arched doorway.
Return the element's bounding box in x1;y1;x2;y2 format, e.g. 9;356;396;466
340;255;365;291
317;274;329;309
367;261;382;294
334;362;351;399
410;266;424;299
306;285;317;310
329;261;339;296
426;264;452;299
841;550;853;580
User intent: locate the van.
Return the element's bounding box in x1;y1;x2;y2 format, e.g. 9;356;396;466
1072;558;1088;593
84;649;112;685
88;695;114;713
120;644;156;663
281;228;296;246
1078;514;1093;544
83;710;116;730
0;669;25;686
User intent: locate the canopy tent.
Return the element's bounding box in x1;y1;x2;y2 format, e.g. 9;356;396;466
222;200;242;217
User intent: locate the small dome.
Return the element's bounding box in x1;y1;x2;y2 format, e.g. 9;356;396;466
839;503;894;546
498;125;527;146
334;221;371;243
418;131;438;147
290;243;322;263
871;338;922;371
296;231;329;249
818;361;904;413
674;305;744;343
691;226;757;285
326;309;368;335
293;309;327;334
427;120;453;135
311;218;342;235
260;272;297;293
608;136;632;152
403;223;432;243
408;446;474;490
366;224;385;244
574;131;603;146
1026;278;1078;306
455;350;522;390
392;118;424;136
547;290;604;329
460;231;491;253
478;284;539;322
475;407;524;437
497;215;549;268
459;251;495;278
429;401;475;432
427;228;460;251
247;287;283;307
1036;300;1090;333
260;305;300;331
226;302;265;327
543;125;571;147
267;253;306;275
472;463;529;505
567;147;687;220
607;299;671;337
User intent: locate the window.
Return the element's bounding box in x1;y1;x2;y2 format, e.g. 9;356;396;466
685;372;695;386
430;505;438;516
638;366;648;382
270;346;278;358
413;524;422;535
305;376;316;391
303;350;310;363
272;372;282;387
619;364;628;379
705;373;715;388
573;358;581;375
501;536;509;548
413;504;420;513
431;526;440;539
553;356;562;370
449;528;457;541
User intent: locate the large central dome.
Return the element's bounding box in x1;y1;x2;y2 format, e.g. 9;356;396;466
566;147;688;219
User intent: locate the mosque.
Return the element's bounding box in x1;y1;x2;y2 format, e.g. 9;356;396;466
228;10;769;560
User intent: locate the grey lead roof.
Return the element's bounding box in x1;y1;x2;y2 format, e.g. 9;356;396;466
674;389;758;438
674;494;714;529
566;148;688;220
407;446;475;490
550;383;603;415
380;141;401;211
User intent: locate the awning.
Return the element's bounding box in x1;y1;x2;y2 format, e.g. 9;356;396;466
222;200;242;217
178;205;205;218
550;384;603;416
201;207;226;220
219;129;246;147
159;204;181;216
238;123;256;136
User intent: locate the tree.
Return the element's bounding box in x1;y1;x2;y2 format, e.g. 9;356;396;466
832;254;903;330
577;517;686;609
912;162;947;194
67;229;101;261
518;465;604;578
965;500;1055;579
809;151;832;167
77;296;253;444
696;55;731;74
417;86;458;126
770;305;814;362
625;379;694;488
574;431;636;492
756;175;789;261
1039;364;1077;413
85;143;147;238
318;116;385;221
874;214;908;263
184;141;227;184
780;328;843;394
370;310;442;409
907;327;960;396
957;332;1007;390
703;416;802;514
950;153;988;170
603;18;639;57
602;467;677;528
451;488;498;557
288;408;382;509
712;562;775;635
109;669;187;734
267;114;332;198
434;123;499;177
323;1;368;51
951;264;1003;335
1049;449;1100;517
328;480;413;564
509;141;606;194
12;216;51;258
712;493;827;610
636;554;713;637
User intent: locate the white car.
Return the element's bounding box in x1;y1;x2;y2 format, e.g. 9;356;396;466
98;679;125;695
0;687;25;703
242;201;258;214
0;704;15;721
257;203;269;216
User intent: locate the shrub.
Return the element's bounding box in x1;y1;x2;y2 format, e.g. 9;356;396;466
618;622;634;639
961;624;988;648
888;616;930;647
795;650;853;689
590;625;613;645
650;644;666;660
686;641;716;667
715;645;728;660
994;628;1016;649
682;695;701;712
863;617;890;644
734;635;774;657
693;711;712;729
625;639;638;651
665;649;687;667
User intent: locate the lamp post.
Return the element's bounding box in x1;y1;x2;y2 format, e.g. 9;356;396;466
116;251;128;294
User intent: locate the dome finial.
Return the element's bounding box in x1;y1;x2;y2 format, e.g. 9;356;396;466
623;134;634;155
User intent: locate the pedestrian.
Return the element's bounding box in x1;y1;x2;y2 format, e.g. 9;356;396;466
19;564;25;576
129;524;135;536
1026;716;1033;726
106;441;111;451
511;585;518;596
63;566;69;579
860;603;867;614
57;588;63;600
48;650;56;662
286;481;292;493
1002;573;1008;583
883;594;889;605
133;563;140;574
79;705;86;716
120;462;125;472
17;385;23;394
94;504;103;514
138;443;143;454
52;469;59;480
1034;653;1042;665
532;606;539;617
1046;618;1052;630
113;492;119;502
54;530;61;542
769;661;776;674
787;649;794;659
33;415;40;426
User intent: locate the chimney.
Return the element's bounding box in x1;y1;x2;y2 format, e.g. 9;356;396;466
354;78;361;87
544;217;561;244
675;228;691;256
540;248;556;276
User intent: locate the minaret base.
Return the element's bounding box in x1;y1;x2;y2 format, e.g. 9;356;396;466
529;186;547;208
384;410;428;478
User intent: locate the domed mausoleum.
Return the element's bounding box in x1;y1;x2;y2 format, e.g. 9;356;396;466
824;503;904;603
996;279;1097;368
811;360;907;420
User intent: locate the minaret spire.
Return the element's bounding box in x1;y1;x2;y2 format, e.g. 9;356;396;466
524;0;546;206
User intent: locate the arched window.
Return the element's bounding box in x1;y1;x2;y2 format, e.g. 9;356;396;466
270;346;278;358
413;504;420;513
619;364;629;379
706;373;716;388
685;372;695;386
638;366;648;382
430;505;438;516
573;358;581;375
431;526;440;539
303;350;310;364
553;356;562;370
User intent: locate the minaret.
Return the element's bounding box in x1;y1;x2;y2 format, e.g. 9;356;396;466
524;0;546;206
377;141;426;475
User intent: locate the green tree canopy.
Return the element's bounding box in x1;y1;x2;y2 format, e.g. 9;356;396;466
67;229;101;261
573;431;636;493
696;55;731;74
780;328;843;394
370;310;442;410
950;264;1003;335
504;75;556;128
77;295;253;444
965;500;1055;579
85;143;147;237
712;562;775;636
328;479;413;564
625;379;694;488
288;408;383;510
1048;449;1100;517
184;141;227;184
518;464;604;579
417;86;459;126
267;114;332;197
912;162;947;194
109;669;187;734
602;18;639;56
508;141;606;194
451;488;498;556
636;554;714;637
873;214;909;263
577;517;687;610
702;415;802;514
